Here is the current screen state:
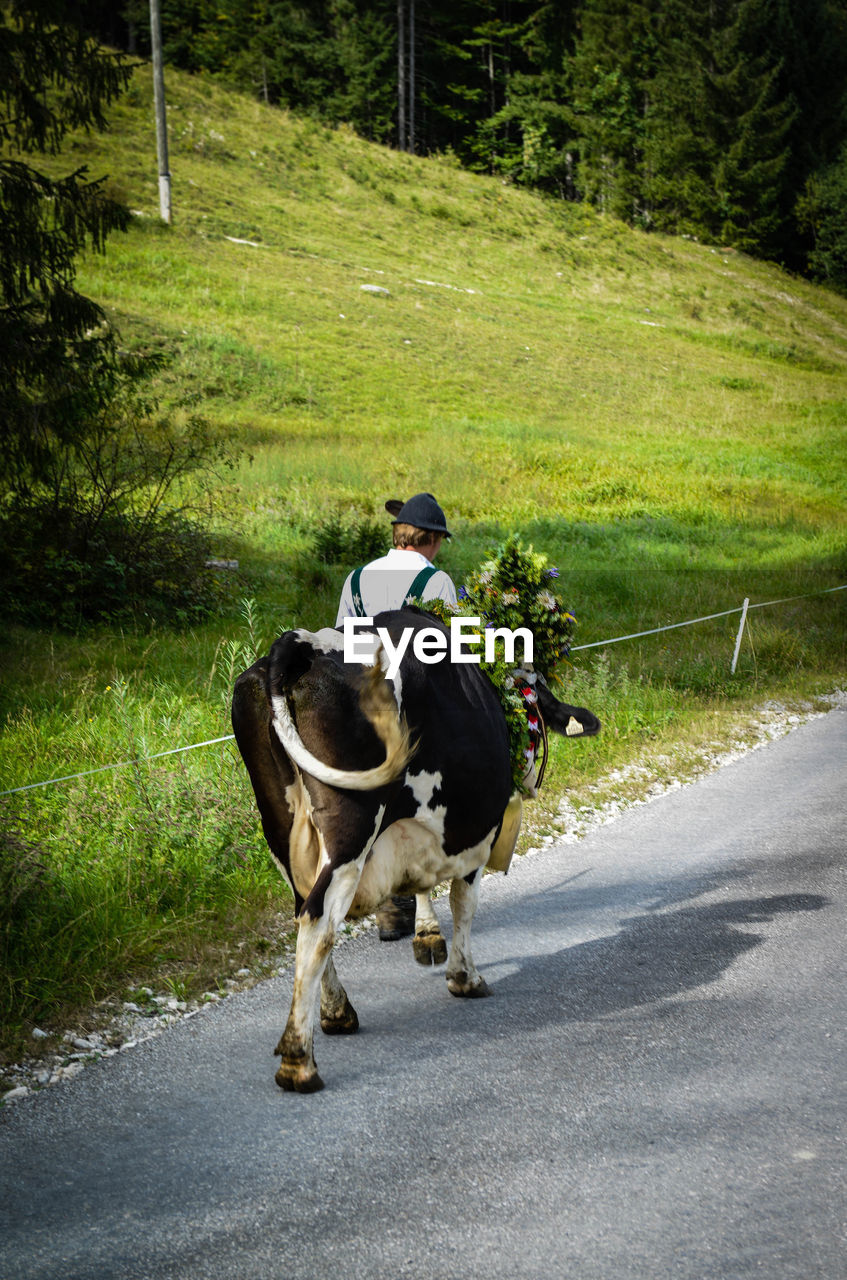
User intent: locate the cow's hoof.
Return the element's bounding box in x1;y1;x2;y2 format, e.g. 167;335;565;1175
413;931;448;966
320;1006;359;1036
447;974;492;998
275;1063;325;1093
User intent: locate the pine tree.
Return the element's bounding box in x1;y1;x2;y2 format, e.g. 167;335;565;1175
705;0;795;254
768;0;847;268
472;1;581;192
639;0;714;234
0;0;135;489
567;0;659;221
324;0;396;142
797;141;847;290
415;0;493;161
639;0;796;256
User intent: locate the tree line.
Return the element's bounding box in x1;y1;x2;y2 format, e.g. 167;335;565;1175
85;0;847;285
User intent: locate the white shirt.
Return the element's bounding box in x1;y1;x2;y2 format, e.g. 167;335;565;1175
335;548;457;626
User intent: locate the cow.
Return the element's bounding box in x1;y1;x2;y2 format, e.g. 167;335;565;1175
231;607;600;1092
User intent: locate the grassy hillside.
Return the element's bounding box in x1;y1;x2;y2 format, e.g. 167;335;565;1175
62;70;847;573
1;65;845;1058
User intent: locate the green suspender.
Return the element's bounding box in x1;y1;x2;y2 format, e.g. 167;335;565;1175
349;564;437;617
350;567;366;616
405;565;438;603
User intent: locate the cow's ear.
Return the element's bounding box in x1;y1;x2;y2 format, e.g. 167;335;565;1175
536;682;601;738
268;632;315;695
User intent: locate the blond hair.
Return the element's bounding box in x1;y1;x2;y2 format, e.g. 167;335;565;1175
392;523;439;550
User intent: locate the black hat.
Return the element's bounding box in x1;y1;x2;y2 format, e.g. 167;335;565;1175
385;492;452;538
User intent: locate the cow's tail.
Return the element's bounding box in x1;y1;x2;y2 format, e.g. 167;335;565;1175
269;642;414;791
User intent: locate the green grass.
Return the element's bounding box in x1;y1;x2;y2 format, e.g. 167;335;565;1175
1;64;846;1059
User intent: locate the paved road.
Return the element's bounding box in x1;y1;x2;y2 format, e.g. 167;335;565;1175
1;707;845;1280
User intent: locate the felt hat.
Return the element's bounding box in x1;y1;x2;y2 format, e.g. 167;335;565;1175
385;492;452;538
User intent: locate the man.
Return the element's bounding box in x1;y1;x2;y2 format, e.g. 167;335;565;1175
335;492;457;626
336;492;457;941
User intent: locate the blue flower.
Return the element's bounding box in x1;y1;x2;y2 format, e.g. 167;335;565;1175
546;567;560;578
458;585;469;600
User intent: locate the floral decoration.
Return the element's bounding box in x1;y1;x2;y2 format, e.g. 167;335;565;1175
413;535;577;791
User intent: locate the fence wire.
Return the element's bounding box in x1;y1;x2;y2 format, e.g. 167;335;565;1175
2;583;844;799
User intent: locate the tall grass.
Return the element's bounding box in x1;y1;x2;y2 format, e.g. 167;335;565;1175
0;604;288;1043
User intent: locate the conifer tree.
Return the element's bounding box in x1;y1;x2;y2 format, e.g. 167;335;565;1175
0;0;135;489
706;0;794;254
640;0;795;255
638;0;713;233
797;142;847;290
567;0;658;221
471;1;581;192
768;0;847;268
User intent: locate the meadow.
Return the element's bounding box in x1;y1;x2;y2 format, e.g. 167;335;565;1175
1;65;845;1065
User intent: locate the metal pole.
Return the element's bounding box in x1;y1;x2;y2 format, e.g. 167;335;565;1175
149;0;172;223
731;598;750;673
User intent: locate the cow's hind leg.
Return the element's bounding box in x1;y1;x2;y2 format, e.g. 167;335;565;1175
275;862;361;1093
275;916;332;1093
412;891;448;966
446;867;491;998
320;955;359;1035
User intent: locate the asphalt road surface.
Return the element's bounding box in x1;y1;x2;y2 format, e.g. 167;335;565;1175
1;707;845;1280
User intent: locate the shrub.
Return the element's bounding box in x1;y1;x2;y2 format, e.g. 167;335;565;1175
0;373;239;627
312;512;387;564
0;498;224;627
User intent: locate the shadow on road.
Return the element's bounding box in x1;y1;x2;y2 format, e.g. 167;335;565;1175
485;890;829;1027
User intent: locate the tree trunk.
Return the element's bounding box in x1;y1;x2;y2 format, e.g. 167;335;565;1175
409;0;416;154
397;0;406;151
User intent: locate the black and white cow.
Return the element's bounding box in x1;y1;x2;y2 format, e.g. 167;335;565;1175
231;607;600;1092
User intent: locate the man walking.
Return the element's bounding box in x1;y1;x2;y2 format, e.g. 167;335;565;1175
336;492;457;940
335;492;457;626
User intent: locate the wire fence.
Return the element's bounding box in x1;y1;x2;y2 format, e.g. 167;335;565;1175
2;583;844;800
